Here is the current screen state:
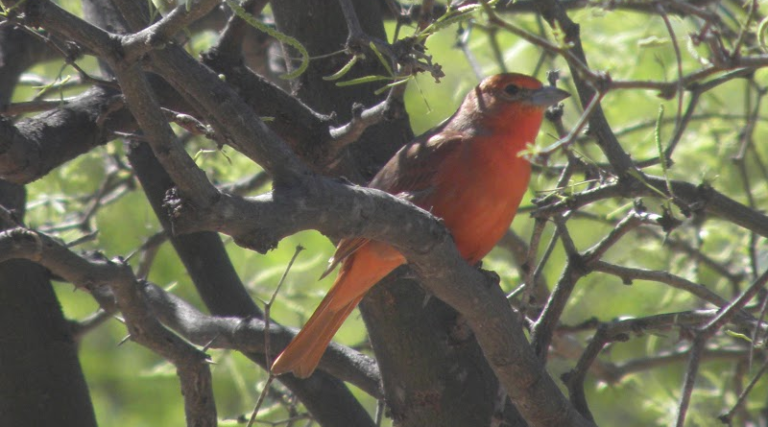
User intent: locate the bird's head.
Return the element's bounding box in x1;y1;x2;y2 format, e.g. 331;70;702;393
475;73;569;117
447;73;570;147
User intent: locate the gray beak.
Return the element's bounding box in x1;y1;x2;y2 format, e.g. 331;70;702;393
529;86;570;107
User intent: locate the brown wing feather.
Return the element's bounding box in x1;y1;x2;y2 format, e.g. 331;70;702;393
323;131;467;274
369;131;464;195
320;237;367;279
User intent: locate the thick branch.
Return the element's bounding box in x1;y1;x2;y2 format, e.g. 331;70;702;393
120;0;222;62
0;228;217;427
126;138;378;427
110;62;220;203
166;174;594;427
141;282;382;397
32;0;309;183
0;87;123;184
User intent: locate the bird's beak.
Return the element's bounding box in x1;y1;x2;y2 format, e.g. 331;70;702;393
529;86;570;107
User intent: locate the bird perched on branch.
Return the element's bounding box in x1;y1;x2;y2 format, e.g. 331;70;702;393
272;73;569;378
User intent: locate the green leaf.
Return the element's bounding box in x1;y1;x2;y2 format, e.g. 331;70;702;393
759;16;768;52
322;55;359;81
335;75;393;87
224;0;309;80
637;36;669;48
369;41;394;77
725;330;752;342
417;2;482;41
35;75;71;99
655;104;676;210
627;168;668;199
373;76;410;95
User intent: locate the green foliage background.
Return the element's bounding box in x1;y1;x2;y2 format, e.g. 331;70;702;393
12;3;768;426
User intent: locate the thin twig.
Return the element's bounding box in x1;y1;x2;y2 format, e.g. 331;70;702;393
248;245;304;427
675;268;768;426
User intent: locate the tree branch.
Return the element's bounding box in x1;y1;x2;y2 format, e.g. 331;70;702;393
0;227;217;427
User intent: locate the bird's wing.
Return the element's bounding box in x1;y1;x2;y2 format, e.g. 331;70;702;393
369;130;464;196
321;131;466;277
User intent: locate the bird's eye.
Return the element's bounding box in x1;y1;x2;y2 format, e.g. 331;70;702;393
504;84;520;96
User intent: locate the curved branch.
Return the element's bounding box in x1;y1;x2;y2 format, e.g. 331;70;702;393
591;261;733;309
33;0;309;183
0;87;123;184
126;138;378;427
0;227;217;426
142;282;382;397
166;174;594;427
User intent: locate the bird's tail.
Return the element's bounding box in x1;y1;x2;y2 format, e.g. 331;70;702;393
271;243;404;378
271;291;363;378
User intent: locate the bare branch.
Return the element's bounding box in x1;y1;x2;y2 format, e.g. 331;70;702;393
0;227;217;426
676;268;768;426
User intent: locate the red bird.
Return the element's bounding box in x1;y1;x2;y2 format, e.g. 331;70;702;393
272;73;569;378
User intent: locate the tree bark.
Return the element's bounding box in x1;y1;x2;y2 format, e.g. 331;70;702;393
0;25;98;427
0;181;98;427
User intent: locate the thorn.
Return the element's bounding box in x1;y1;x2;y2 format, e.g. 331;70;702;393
202;332;221;352
117;334;132;346
422;293;432;308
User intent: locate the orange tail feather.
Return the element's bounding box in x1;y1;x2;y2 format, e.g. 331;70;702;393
272;242;404;378
271;295;362;378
